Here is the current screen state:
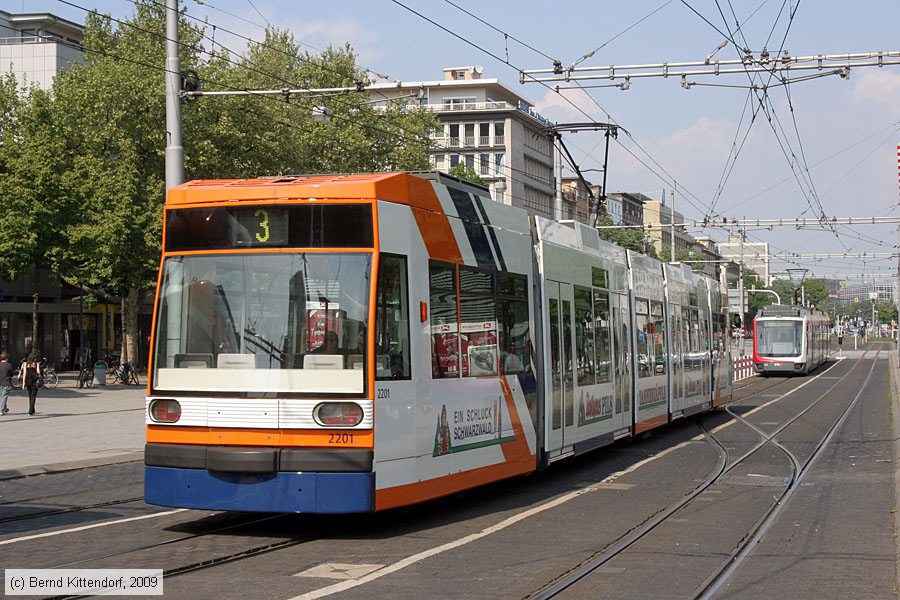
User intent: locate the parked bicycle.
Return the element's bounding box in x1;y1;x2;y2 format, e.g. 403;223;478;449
39;358;59;389
77;363;95;389
106;361;140;385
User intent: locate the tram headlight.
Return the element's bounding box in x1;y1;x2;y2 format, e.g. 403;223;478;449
149;399;182;423
314;402;364;427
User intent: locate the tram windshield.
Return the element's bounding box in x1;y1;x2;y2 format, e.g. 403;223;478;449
152;252;371;395
756;320;802;357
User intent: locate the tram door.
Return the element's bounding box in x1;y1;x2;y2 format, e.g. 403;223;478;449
546;281;577;453
611;293;632;426
670;307;685;414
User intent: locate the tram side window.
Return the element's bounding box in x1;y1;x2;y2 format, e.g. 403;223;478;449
498;274;529;374
635;299;651;379
460;268;497;377
574;287;595;386
430;263;460;378
650;301;667;375
593;290;612;384
375;254;411;380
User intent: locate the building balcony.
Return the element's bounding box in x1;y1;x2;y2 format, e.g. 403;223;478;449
437;100;512;112
0;35;79;47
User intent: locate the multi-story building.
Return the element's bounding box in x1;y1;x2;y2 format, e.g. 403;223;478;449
718;235;770;285
836;281;897;305
370;66;557;218
613;192;646;227
692;236;728;279
0;9;83;89
0;10;84;366
641;199;693;260
561;176;594;223
600;188;623;224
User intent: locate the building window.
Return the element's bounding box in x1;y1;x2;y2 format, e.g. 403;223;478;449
450;154;460;168
495;153;505;170
434;154;445;167
448;124;460;147
479;123;490;146
494;122;505;145
524;186;551;214
480;153;491;175
465;154;475;170
464;123;475;146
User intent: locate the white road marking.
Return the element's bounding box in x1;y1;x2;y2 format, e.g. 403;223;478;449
289;439;696;600
0;509;187;547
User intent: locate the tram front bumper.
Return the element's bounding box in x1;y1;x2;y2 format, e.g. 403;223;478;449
144;444;375;513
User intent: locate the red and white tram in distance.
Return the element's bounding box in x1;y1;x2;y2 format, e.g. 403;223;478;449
144;172;732;513
752;304;831;375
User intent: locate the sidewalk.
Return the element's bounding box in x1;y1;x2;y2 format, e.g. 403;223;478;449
0;373;146;480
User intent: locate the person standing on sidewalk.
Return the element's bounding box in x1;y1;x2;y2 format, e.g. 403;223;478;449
0;352;12;415
19;352;42;416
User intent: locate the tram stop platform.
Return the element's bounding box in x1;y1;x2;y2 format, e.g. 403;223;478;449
0;373;146;480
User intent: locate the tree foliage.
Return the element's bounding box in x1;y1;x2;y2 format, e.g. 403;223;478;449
0;1;436;362
447;164;485;186
596;214;657;258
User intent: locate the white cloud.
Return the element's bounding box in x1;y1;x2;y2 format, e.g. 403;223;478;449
851;70;900;119
533;87;607;121
286;18;381;65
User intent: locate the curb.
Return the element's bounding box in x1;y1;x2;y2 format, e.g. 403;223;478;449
0;452;144;481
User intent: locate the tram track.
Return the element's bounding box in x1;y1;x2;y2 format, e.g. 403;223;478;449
0;496;146;526
527;354;873;599
693;355;879;599
31;511;312;599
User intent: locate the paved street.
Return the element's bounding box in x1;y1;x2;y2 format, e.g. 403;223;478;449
0;375;145;480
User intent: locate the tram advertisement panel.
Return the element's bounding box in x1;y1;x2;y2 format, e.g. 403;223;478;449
461;320;498;377
433;396;515;456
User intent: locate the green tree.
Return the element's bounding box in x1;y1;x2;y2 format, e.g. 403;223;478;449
770;279;795;305
7;2;436;366
596;214;657;258
799;279;829;306
447;163;485;186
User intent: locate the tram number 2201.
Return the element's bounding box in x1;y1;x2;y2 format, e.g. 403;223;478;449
328;433;354;444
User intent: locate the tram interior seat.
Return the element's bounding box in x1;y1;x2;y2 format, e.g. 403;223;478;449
347;354;390;373
174;353;213;368
217;354;255;369
303;354;343;370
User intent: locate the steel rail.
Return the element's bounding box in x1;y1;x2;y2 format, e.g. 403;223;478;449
695;353;880;599
530;356;856;599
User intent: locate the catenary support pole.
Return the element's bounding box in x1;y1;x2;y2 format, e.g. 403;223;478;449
165;0;183;191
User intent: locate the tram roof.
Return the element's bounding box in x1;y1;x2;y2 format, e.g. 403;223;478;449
166;172;435;207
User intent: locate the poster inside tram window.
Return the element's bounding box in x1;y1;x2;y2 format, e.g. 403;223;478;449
431;322;460;378
461;320;497;377
306;301;340;350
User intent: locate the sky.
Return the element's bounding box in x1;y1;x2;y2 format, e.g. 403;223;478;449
6;0;900;282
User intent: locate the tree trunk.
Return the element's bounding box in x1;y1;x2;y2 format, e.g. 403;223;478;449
124;288;142;368
120;297;128;366
31;292;38;357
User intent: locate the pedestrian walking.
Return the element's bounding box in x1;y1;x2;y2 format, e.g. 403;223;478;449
19;352;42;416
0;352;12;415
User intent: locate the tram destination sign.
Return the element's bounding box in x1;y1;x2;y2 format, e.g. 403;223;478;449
165;204;373;251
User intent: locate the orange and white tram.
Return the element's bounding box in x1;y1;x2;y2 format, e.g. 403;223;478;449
144;172;732;513
752;304;830;375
